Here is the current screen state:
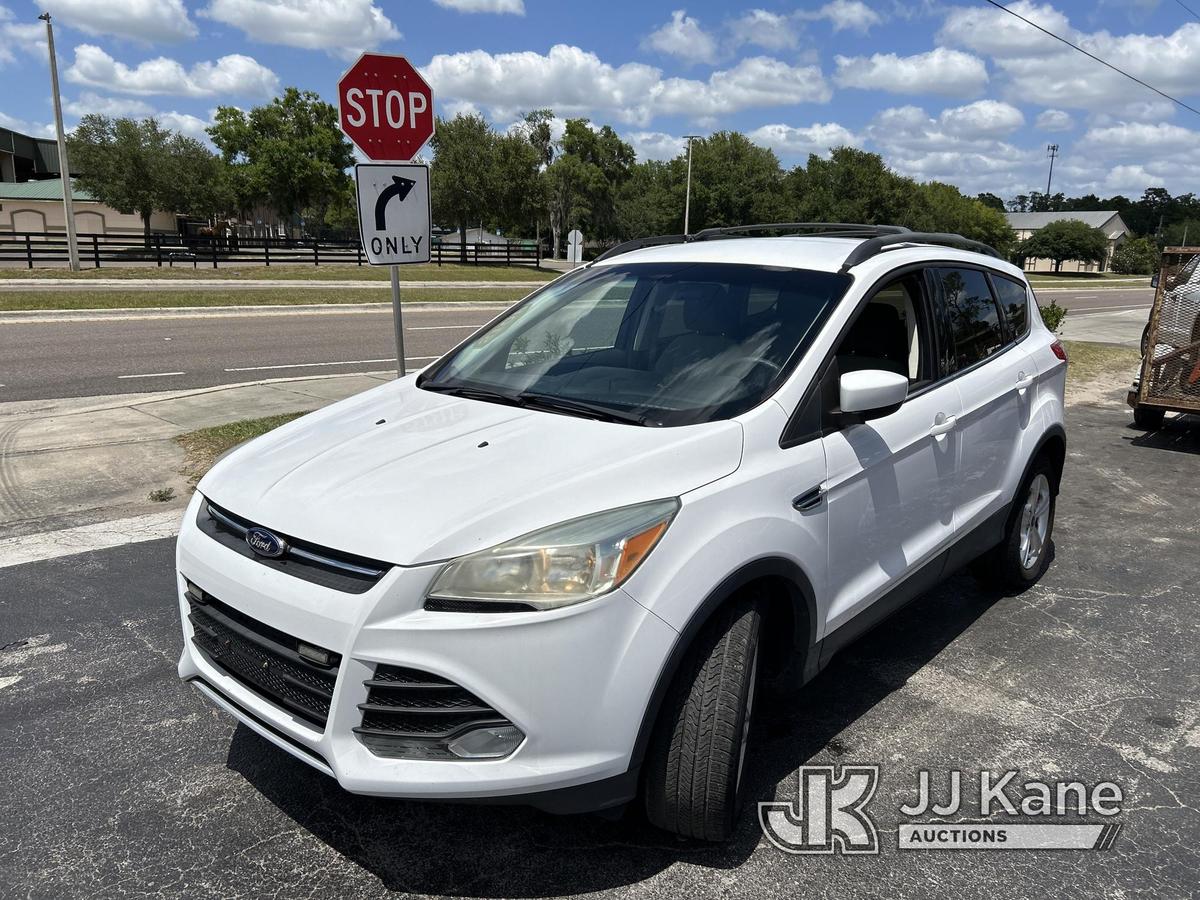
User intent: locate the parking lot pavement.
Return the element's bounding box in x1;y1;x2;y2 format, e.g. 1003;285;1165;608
1;396;1197;899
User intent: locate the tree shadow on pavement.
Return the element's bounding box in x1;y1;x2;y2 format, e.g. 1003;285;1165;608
225;574;1006;898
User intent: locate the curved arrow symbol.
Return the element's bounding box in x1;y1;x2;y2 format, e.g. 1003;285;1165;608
374;175;417;230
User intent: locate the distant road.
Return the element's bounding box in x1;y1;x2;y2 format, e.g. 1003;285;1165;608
0;287;1154;403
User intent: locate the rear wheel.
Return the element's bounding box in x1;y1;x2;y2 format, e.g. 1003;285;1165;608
1133;404;1165;430
643;596;764;842
976;457;1057;590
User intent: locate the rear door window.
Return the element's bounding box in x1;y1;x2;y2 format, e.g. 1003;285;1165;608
991;274;1030;342
931;268;1006;371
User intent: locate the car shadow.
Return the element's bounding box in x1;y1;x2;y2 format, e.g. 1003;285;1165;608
1125;413;1200;454
225;572;1008;897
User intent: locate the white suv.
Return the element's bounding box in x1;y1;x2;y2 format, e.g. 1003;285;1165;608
175;224;1067;841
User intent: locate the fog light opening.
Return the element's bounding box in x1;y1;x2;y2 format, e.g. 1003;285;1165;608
446;725;525;759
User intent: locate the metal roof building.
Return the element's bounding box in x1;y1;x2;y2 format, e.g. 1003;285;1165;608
0;125;61;183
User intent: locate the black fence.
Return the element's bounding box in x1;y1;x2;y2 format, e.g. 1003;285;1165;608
0;231;542;269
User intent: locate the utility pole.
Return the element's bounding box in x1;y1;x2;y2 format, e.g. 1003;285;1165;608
1045;144;1059;198
40;12;79;272
683;135;700;235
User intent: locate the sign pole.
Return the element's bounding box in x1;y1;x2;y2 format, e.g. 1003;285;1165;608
40;13;80;273
390;264;406;377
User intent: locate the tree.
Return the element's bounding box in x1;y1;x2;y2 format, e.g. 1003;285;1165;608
616;160;682;238
681;131;787;231
68;115;227;241
429;113;497;263
787;147;925;226
544;153;601;259
492;130;543;237
975;192;1005;211
208;88;353;231
1016;219;1109;272
557;119;634;243
1110;236;1159;275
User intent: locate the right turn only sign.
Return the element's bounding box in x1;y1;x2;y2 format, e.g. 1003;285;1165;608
355;163;431;265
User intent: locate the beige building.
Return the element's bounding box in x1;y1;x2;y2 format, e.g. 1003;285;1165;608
1006;211;1130;273
0;178;176;236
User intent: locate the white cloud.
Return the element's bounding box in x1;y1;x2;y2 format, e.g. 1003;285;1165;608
202;0;400;52
939;1;1200;117
63;92;154;118
644;10;719;65
938;99;1025;138
0;111;56;138
727;10;798;51
42;0;196;42
835;47;988;96
0;6;46;63
424;45;830;126
434;0;524;12
65;45;280;99
747;122;860;157
156;110;215;143
802;0;882;33
1079;121;1196;155
1035;108;1074;131
627;131;686;161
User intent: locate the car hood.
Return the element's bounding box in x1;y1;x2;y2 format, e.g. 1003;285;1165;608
198;378;743;566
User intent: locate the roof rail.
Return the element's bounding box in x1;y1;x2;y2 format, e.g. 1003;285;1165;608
592;234;687;263
690;222;910;241
838;232;1003;272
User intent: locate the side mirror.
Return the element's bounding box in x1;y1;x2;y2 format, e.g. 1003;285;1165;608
839;369;908;419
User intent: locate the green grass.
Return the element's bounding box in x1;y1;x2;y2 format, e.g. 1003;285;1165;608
1027;272;1151;289
178;412;305;483
1061;340;1140;386
0;263;554;283
0;287;531;311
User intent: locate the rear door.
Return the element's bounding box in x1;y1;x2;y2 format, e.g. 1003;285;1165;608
929;267;1037;532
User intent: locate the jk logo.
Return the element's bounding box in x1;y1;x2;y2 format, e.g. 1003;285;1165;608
759;765;880;854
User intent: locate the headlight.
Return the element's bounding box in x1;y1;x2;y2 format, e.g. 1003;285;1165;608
427;498;679;610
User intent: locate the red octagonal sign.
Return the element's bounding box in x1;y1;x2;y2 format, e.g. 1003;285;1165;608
338;53;435;162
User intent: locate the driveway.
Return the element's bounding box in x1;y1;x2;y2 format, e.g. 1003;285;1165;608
0;394;1196;898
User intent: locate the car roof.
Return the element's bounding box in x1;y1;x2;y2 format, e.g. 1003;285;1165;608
590;234;1026;280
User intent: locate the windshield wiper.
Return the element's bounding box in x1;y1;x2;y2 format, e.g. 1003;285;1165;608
517;391;656;426
419;381;525;407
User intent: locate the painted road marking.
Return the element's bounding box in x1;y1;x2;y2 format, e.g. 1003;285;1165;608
117;371;186;379
225;356;438;372
0;510;182;568
409;324;485;331
1067;305;1151;314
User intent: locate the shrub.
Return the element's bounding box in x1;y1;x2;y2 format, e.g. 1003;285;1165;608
1039;300;1067;332
1110;237;1159;275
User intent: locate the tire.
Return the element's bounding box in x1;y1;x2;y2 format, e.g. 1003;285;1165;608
977;457;1057;590
1133;404;1165;430
643;596;765;842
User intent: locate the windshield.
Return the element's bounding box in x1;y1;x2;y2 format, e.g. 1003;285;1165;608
418;262;851;426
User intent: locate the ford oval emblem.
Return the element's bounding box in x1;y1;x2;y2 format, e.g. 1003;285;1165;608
245;527;287;559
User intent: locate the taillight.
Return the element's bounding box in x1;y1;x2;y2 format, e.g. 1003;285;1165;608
1050;340;1068;363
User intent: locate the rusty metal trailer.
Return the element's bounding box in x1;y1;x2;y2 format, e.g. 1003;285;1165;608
1129;246;1200;429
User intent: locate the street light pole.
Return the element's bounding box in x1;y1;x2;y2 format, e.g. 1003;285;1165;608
683;135;699;235
39;12;80;272
1045;144;1059;198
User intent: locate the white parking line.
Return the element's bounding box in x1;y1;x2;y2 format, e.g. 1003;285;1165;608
1067;304;1151;314
117;371;185;379
0;510;182;568
409;324;485;331
224;357;438;372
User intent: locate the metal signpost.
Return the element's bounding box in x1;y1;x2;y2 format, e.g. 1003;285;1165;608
337;53;435;377
567;229;583;267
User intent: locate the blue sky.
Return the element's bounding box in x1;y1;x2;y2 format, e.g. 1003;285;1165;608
3;0;1199;200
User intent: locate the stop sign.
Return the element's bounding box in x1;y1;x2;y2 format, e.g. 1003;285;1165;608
338;53;435;161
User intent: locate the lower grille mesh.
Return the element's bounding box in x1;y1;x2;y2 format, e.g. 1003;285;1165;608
187;588;340;729
354;664;510;742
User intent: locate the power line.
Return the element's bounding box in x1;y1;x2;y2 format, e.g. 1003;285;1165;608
1171;0;1200;22
982;0;1200;118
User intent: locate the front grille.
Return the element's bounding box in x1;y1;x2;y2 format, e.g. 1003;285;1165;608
197;499;391;594
186;586;341;729
353;664;510;742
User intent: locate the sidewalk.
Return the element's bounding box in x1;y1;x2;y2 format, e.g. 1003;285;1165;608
0;372;390;543
1060;307;1146;347
0;278;547;292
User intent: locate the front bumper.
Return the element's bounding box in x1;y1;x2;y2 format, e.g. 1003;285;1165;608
175;493;677;809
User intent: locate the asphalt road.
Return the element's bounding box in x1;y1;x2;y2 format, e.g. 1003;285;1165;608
0;288;1154;403
1;398;1197;898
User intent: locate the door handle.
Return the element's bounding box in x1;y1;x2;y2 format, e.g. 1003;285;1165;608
929;414;957;437
792;485;825;511
1015;371;1036;391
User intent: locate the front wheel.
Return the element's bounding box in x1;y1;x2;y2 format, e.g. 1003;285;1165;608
643;596;764;841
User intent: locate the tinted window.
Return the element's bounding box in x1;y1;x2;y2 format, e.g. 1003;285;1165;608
933;268;1005;370
992;275;1029;341
420;262;851;426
